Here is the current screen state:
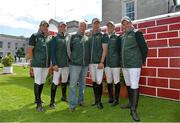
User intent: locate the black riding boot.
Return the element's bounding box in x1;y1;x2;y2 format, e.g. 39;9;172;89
39;84;44;102
130;89;140;122
96;83;103;109
34;84;44;104
34;83;38;104
107;83;114;103
50;83;57;109
112;82;120;106
61;83;67;102
91;82;98;106
34;83;44;112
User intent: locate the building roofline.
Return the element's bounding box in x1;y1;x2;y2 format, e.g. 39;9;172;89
49;19;59;24
0;34;28;40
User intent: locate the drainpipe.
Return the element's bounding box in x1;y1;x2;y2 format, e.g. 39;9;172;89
168;0;170;13
173;0;177;5
168;0;177;13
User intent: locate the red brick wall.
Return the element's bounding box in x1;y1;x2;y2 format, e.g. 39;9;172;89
86;13;180;101
138;15;180;101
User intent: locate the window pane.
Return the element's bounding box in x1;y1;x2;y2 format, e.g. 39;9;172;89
131;2;134;11
126;3;129;12
8;42;11;49
15;43;18;49
130;13;135;20
125;1;135;20
0;52;3;56
0;41;3;48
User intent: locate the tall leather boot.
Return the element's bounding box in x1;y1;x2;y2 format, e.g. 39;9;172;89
112;82;120;106
50;83;57;109
34;83;44;112
96;83;103;109
34;84;44;104
61;83;67;102
107;83;114;103
130;89;140;122
39;84;44;103
34;83;38;104
91;82;98;106
121;86;131;109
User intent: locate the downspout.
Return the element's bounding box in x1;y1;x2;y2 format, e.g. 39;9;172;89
168;0;170;13
168;0;177;13
173;0;177;5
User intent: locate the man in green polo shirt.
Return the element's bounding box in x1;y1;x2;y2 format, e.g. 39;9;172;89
89;18;108;109
68;20;90;112
104;21;121;107
28;20;52;112
120;16;148;122
49;22;70;109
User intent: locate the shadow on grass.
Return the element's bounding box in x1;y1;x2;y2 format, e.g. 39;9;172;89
0;102;71;122
0;100;132;122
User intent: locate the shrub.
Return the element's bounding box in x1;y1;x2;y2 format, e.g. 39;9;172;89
1;54;15;67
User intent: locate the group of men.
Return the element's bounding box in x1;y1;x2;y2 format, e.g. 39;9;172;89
28;16;148;122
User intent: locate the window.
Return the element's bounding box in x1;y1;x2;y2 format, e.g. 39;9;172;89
0;52;3;57
126;1;135;20
15;43;18;49
23;43;25;48
122;0;137;20
0;41;3;48
8;42;11;49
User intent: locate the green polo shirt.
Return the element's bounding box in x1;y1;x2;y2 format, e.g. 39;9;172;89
89;31;108;64
51;32;69;67
106;33;121;68
29;32;51;68
121;29;148;68
70;32;90;66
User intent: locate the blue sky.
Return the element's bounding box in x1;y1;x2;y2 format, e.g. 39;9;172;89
0;0;102;37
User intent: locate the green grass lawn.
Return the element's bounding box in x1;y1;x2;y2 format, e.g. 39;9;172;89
0;65;180;122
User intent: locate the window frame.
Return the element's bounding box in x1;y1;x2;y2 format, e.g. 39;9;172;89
0;41;3;49
8;42;11;49
122;0;137;20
